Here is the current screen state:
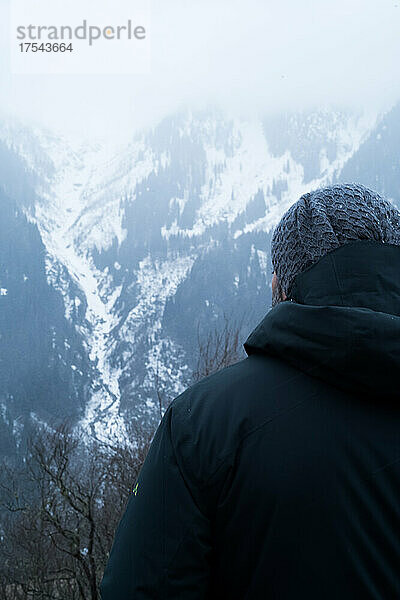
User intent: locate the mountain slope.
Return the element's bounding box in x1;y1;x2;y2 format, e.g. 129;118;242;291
336;102;400;207
0;141;91;458
1;104;394;449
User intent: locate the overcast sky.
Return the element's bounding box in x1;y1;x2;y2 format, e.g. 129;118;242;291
1;0;400;142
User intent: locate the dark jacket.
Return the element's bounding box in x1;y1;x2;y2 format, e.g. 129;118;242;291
100;240;400;599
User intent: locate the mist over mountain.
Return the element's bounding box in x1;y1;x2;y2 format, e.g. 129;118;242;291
0;104;398;459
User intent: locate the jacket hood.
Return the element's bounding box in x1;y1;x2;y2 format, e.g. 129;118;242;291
244;240;400;400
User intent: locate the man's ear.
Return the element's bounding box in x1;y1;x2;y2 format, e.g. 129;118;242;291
271;272;286;307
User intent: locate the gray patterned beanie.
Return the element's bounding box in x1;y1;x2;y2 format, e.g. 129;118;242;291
271;183;400;303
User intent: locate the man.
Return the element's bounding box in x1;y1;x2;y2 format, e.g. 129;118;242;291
101;183;400;599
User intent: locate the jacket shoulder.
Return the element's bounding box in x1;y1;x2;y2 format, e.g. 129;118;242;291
169;354;309;504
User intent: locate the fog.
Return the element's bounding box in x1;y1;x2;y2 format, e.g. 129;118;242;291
1;0;400;141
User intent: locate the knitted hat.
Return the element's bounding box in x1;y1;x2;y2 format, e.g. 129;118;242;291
271;183;400;301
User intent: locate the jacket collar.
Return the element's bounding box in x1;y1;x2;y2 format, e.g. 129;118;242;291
244;241;400;400
288;240;400;316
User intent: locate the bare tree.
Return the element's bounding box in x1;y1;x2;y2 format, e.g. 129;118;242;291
154;359;167;419
0;316;245;599
0;420;152;600
192;316;245;382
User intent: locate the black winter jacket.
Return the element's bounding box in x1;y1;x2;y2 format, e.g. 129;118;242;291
100;240;400;599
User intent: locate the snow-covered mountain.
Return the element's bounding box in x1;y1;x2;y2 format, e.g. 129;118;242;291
1;103;398;457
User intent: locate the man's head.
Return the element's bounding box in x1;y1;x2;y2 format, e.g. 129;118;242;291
270;183;400;307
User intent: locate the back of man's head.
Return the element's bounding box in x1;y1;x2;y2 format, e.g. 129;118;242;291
271;183;400;306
